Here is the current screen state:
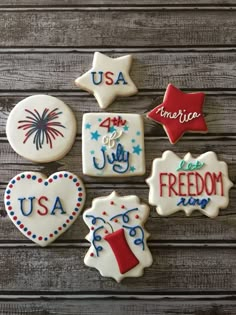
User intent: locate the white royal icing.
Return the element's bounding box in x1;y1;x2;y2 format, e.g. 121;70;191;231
75;52;138;109
4;171;86;246
146;151;233;218
83;191;153;282
82;113;145;176
6;95;77;163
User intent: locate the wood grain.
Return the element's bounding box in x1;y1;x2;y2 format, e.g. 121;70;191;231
0;52;235;91
0;94;235;136
0;246;235;292
0;184;236;241
0;297;236;315
0;11;234;47
0;1;236;313
1;0;236;6
0;138;235;184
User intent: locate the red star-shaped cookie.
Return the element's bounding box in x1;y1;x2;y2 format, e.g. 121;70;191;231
147;84;208;144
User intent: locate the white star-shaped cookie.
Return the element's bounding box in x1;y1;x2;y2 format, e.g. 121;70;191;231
75;52;138;109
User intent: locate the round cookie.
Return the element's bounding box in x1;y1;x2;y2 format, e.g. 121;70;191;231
146;151;233;218
83;191;153;282
4;171;85;246
6;95;76;163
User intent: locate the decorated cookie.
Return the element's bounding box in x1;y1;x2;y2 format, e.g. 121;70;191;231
75;52;138;109
82;113;145;176
146;151;233;218
4;171;85;246
147;84;208;144
6;95;76;163
83;191;152;282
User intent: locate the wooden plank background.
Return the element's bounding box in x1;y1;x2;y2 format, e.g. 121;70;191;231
0;1;236;314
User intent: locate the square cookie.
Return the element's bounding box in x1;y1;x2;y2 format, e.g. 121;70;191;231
82;113;145;176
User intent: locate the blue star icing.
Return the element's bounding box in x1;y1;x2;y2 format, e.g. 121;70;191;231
98;118;102;122
85;123;91;129
123;125;129;131
131;139;135;143
133;145;142;155
101;145;107;151
130;166;136;172
136;131;141;136
91;131;101;141
90;150;95;155
108;126;116;133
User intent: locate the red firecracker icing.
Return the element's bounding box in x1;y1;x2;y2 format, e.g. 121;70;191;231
104;228;139;274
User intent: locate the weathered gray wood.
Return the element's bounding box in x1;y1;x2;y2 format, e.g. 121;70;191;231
0;11;234;47
0;185;236;241
0;138;235;184
0;52;235;91
0;246;235;292
1;297;236;315
1;0;236;6
0;2;235;312
0;94;235;136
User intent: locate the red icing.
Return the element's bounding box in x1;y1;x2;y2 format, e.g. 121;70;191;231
99;116;127;131
168;173;178;197
159;171;224;197
37;196;49;216
104;228;139;274
104;71;114;85
147;84;207;144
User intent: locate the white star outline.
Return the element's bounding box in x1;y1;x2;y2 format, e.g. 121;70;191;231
75;52;138;109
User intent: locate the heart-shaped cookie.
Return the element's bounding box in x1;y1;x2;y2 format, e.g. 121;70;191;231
4;171;86;246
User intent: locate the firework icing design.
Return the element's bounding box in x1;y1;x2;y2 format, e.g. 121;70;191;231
82;113;145;176
6;95;77;163
146;151;233;218
83;191;153;282
4;171;86;247
18;107;65;150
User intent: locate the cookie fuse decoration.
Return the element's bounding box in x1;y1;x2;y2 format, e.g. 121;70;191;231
146;151;233;218
75;52;138;109
4;171;86;246
82;113;145;176
147;84;208;144
83;191;153;282
6;95;76;163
